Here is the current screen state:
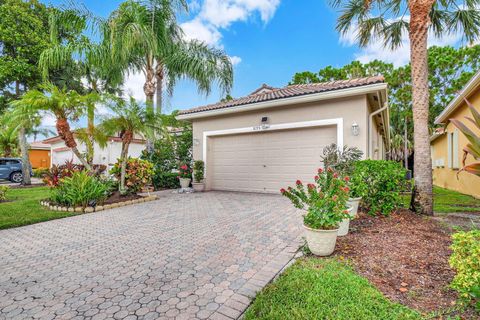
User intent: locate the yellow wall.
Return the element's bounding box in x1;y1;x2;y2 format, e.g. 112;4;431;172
431;90;480;198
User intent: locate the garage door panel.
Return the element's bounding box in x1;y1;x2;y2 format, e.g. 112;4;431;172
209;125;336;193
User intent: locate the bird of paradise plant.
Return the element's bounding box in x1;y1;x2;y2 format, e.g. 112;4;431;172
450;100;480;177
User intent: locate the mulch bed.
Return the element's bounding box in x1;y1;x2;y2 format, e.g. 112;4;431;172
103;191;143;205
335;209;476;318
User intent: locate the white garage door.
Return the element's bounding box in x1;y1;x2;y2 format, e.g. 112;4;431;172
209;125;337;193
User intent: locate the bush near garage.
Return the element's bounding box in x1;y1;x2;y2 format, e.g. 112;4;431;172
352;160;407;216
110;158;154;194
32;167;49;178
449;230;480;311
153;172;180;189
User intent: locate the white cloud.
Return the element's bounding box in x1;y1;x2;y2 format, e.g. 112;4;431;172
181;18;222;47
122;71;146;102
340;20;463;66
181;0;281;58
229;55;242;66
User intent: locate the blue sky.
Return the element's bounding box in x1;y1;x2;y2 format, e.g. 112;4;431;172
40;0;464;115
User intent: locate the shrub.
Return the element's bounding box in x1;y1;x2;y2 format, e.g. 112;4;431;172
43;160;107;186
449;230;480;311
110;158;154;194
153;172;180;189
320;143;363;176
32;167;49;178
178;163;192;179
49;171;112;209
0;185;9;202
193;160;204;183
353;160;406;216
281;167;350;230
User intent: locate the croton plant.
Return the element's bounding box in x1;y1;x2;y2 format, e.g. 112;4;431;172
281;167;351;230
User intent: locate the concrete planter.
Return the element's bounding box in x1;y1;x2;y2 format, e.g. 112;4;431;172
192;182;205;192
303;225;339;256
338;206;354;237
179;178;191;188
347;197;362;218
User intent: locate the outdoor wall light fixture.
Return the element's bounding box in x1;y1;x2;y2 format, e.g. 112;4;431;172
261;116;270;129
351;122;360;136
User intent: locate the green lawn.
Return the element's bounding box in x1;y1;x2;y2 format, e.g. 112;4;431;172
245;258;421;320
0;186;74;229
401;186;480;213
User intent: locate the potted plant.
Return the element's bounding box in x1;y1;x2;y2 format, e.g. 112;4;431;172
192;160;205;192
346;171;365;218
178;163;192;188
281;167;351;256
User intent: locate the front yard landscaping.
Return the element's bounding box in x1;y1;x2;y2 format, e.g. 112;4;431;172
0;186;73;229
245;258;420;320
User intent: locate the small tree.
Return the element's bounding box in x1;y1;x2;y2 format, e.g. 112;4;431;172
193;160;204;183
320;143;363;176
101;97;153;194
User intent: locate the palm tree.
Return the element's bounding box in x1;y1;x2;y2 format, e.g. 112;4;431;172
100;97;152;193
39;5;123;165
11;84;96;170
0;124;18;157
331;0;480;215
108;0;233;113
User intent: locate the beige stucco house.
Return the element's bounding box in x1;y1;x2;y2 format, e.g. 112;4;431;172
431;71;480;198
177;76;389;193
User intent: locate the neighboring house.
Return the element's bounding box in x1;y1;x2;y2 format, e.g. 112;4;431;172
431;71;480;198
42;133;146;168
177;76;389;193
29;141;51;169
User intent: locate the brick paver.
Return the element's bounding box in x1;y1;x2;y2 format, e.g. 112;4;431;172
0;191;302;319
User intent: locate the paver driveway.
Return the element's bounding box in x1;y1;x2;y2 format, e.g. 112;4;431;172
0;191;302;320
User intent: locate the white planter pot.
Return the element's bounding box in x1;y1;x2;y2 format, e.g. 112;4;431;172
347;197;362;218
338;206;354;236
179;178;191;188
303;225;338;256
192;182;205;192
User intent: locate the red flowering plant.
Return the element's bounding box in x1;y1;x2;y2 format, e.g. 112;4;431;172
178;163;192;179
280;167;350;230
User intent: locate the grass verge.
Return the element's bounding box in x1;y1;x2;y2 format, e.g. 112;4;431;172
0;186;73;230
401;186;480;213
244;258;421;320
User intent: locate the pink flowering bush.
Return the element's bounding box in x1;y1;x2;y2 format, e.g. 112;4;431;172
178;163;192;179
280;167;350;230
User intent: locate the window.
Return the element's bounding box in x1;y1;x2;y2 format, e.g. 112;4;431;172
447;129;459;169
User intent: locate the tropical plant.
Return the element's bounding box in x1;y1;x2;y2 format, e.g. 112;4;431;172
43;160;106;187
153;172;180;189
0;185;9;202
107;0;233;113
449;230;480;311
32;167;49;178
450;100;480;177
281;168;350;230
0;122;18;157
320;143;363;176
100;97;153;193
49;170;112;210
352;160;407;216
178;163;192;180
110;158;154;194
330;0;480;215
193;160;204;183
39;5;123;164
11;84;98;169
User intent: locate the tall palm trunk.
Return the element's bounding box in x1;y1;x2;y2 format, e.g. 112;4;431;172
155;62;164;114
86;104;95;165
144;55;156;112
119;131;133;194
18;126;31;185
56;117;91;170
409;0;434;215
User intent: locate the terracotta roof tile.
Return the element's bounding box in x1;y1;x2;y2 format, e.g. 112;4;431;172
179;76;385;115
